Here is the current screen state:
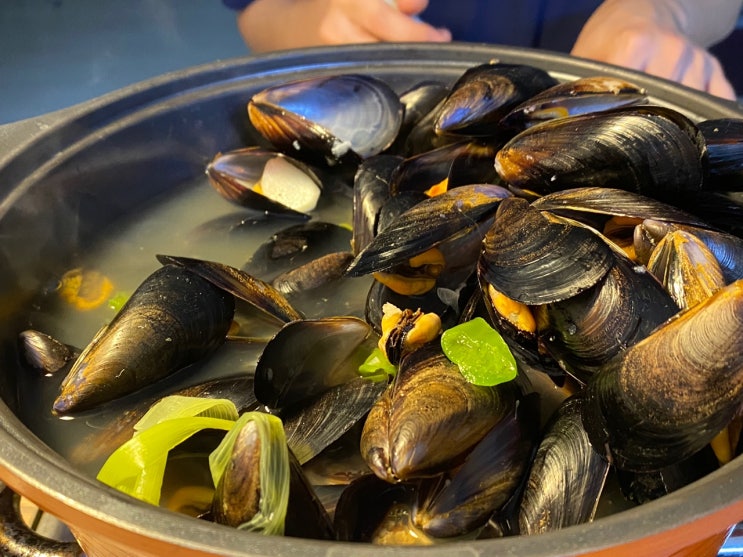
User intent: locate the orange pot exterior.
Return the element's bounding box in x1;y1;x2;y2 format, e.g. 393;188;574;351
3;465;741;557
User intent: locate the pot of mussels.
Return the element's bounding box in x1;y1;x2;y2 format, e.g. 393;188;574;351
0;43;742;557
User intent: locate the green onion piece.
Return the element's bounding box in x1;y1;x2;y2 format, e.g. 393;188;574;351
358;347;396;380
107;291;130;312
440;317;517;386
97;396;240;505
97;415;235;505
134;395;240;432
209;412;290;535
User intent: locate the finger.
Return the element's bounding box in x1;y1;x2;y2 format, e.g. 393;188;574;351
641;38;696;84
353;0;450;42
317;10;382;44
394;0;429;16
702;56;736;100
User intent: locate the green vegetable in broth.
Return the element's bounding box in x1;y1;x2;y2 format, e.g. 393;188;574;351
441;317;518;386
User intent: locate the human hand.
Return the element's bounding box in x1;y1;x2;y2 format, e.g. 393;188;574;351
571;0;736;100
237;0;451;53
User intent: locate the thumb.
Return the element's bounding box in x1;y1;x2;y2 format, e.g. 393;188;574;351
392;0;429;16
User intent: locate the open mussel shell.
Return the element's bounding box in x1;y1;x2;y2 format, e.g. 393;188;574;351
634;219;743;282
156;254;302;324
531;187;710;231
537;253;679;383
18;329;77;376
281;376;386;465
479;197;614;305
244;221;353;282
365;273;474;335
646;229;726;310
284;451;336;540
413;393;539;538
270;251;354;298
494;106;708;203
346;183;511;277
254;316;378;409
501;76;648;129
582;279;743;472
52;264;235;415
388;141;501;196
360;343;517;482
248;73;403;166
334;474;420;543
206;147;321;218
352;154;402;255
434;62;558;137
698;117;743;190
518;396;610;535
389;80;452;155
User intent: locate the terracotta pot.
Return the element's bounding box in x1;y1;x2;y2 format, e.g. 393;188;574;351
0;43;741;557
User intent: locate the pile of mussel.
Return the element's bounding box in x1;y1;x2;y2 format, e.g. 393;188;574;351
24;60;743;544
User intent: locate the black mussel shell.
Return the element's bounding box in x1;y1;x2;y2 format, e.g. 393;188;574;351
248;73;403;166
360;343;516;482
518;396;609;534
501;76;647;129
18;329;77;375
68;374;258;466
271;251;354;298
635;219;743;283
389;141;501;196
434;62;558;137
211;419;263;528
157;254;302;324
254;316;377;409
281;376;386;465
531;187;710;230
646;230;726;310
479;197;614;305
698;118;743;190
244;221;352;282
389;80;452;155
616;444;719;505
414;393;539;538
346;184;511;277
494;106;707;203
334;474;419;543
582;279;743;472
53;264;235;414
352;154;401;255
538;253;679;383
284;451;336;540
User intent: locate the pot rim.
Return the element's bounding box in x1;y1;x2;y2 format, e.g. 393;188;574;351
1;42;742;556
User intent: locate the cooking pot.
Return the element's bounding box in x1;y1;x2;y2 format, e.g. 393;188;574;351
0;43;742;557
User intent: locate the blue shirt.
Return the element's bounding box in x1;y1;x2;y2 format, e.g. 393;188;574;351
223;0;604;52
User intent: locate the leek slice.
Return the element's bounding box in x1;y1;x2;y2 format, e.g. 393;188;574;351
97;396;240;504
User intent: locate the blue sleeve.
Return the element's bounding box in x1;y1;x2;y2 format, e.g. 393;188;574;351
223;0;251;10
422;0;602;51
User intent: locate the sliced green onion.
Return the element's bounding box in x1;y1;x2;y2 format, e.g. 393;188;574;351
97;396;240;504
97;415;235;505
358;346;396;380
440;317;517;386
